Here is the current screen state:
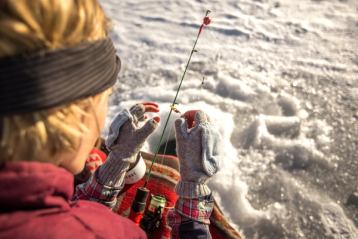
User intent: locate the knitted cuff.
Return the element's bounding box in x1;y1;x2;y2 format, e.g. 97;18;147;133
83;171;121;207
97;153;133;187
175;181;211;198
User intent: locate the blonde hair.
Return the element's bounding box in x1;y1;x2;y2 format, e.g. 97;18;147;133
0;0;109;162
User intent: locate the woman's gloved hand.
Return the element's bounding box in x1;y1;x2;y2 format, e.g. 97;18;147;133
106;102;160;161
98;102;160;187
174;110;223;198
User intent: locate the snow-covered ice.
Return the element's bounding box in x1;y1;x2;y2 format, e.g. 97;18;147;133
101;0;358;238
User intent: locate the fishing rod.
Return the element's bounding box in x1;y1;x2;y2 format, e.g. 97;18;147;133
129;10;212;236
145;9;212;187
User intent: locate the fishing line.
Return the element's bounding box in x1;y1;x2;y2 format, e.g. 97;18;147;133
160;122;174;165
154;123;174;192
190;13;222;101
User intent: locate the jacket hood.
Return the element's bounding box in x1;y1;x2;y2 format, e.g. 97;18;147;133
0;162;73;211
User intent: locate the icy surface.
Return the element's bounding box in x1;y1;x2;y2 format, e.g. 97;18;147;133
101;0;358;238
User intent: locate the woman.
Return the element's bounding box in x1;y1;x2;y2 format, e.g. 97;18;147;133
0;0;154;238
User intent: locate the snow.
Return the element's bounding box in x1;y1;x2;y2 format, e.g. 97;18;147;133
100;0;358;238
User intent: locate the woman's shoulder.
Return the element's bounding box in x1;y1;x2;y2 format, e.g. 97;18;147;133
70;200;147;238
0;200;146;239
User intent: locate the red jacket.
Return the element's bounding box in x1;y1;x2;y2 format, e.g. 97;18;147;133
0;162;146;239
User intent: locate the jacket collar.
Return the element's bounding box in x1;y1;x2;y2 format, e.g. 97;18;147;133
0;162;74;211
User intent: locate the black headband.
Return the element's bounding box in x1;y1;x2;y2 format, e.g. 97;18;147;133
0;38;121;115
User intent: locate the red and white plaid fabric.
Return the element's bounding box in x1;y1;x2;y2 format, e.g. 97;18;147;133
74;170;121;208
167;195;214;238
175;196;214;224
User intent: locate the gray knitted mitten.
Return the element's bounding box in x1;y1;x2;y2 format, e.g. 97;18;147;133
174;110;223;198
97;104;159;187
